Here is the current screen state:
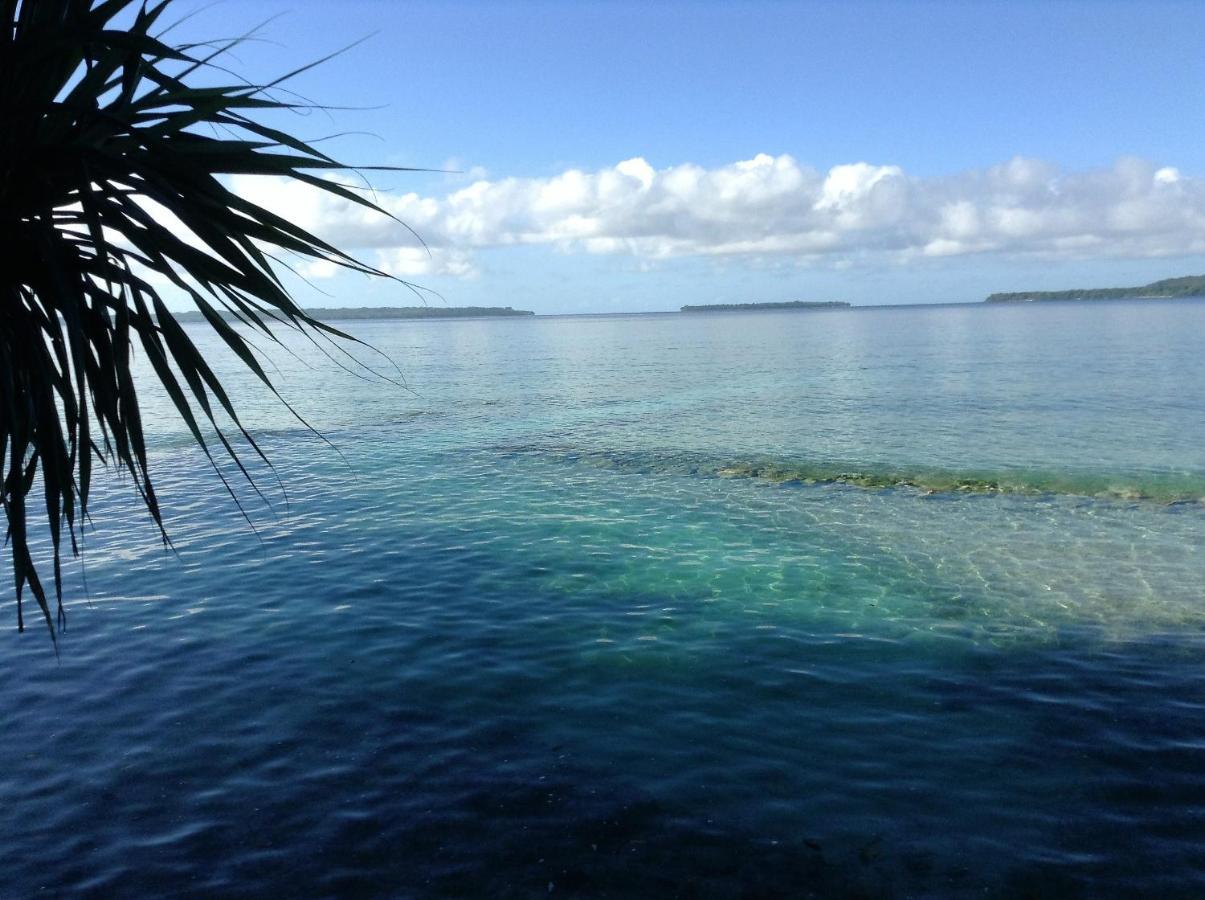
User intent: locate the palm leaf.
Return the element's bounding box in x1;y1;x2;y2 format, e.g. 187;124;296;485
1;0;417;639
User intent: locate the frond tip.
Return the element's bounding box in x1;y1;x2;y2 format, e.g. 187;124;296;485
1;0;410;638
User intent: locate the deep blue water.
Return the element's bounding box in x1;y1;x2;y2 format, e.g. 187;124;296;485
3;300;1205;897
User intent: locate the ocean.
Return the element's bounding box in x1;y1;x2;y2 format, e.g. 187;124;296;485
2;299;1204;896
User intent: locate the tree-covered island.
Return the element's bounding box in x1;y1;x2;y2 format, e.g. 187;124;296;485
985;275;1205;303
302;306;535;319
680;301;851;312
173;306;535;323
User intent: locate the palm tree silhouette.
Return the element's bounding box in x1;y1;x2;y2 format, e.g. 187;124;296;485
1;0;413;638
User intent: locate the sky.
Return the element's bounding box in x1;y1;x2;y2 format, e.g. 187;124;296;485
166;0;1205;313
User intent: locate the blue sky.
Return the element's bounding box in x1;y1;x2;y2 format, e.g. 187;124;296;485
172;0;1205;312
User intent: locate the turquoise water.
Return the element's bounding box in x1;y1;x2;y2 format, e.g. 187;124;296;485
2;300;1204;896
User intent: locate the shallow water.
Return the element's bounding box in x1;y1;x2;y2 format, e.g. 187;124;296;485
3;300;1204;896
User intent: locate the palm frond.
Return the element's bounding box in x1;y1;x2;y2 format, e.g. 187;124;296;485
1;0;412;639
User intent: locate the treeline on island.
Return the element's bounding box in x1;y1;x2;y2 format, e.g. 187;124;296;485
680;301;850;312
172;306;535;323
985;275;1205;303
300;306;534;320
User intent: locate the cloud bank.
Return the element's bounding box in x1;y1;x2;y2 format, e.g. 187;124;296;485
232;155;1205;277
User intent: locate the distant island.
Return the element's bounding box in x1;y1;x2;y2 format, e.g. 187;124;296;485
985;275;1205;304
174;305;534;322
300;306;534;319
680;301;850;313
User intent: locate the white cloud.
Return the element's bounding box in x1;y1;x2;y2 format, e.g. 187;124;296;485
229;154;1205;278
814;162;902;210
297;258;340;280
376;246;478;279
